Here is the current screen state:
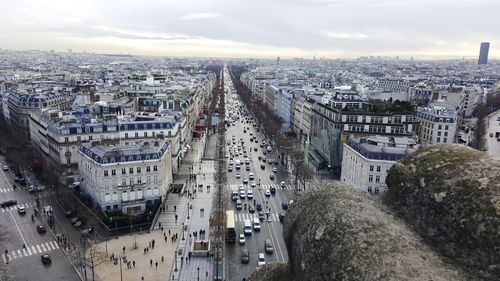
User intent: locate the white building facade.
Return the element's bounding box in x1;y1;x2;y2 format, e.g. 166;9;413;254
78;138;172;215
416;101;458;146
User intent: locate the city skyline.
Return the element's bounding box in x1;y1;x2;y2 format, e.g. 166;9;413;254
0;0;498;59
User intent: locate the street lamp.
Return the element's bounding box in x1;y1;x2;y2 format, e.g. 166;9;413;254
187;203;190;219
182;223;185;240
197;267;200;281
174;250;178;271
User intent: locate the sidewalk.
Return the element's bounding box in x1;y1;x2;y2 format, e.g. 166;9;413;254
92;230;179;281
152;133;216;281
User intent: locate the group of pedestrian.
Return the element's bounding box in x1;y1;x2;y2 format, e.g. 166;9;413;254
126;260;135;269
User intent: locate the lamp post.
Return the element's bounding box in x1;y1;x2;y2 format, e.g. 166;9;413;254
119;256;123;281
174;250;178;272
182;223;185;240
187;203;190;219
197;267;200;281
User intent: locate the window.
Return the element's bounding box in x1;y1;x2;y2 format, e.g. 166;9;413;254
444;138;447;143
445;125;449;130
125;133;129;139
111;169;116;176
438;131;441;136
137;177;142;184
153;165;158;172
112;180;116;187
367;186;373;193
375;176;380;183
137;167;141;173
374;187;379;195
153;175;158;183
65;137;69;143
144;132;147;137
147;176;151;183
444;132;448;136
106;205;111;210
129;178;134;185
437;137;441;143
376;166;381;172
369;165;374;171
104;170;109;177
122;191;128;201
368;175;373;183
121;179;126;186
112;192;118;201
135;132;139;138
153;187;159;195
77;136;81;142
122;168;126;175
89;136;93;141
137;189;143;199
104;193;110;202
146;166;151;172
129;167;134;174
438;125;442;130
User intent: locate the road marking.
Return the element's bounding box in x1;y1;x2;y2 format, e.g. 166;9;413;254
2;254;6;263
37;245;41;253
26;247;32;255
52;241;59;249
9;211;27;246
17;250;21;257
23;249;28;257
12;251;16;259
41;244;46;252
31;246;37;255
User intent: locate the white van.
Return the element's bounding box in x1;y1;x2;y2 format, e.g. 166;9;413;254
243;219;252;235
253;218;261;231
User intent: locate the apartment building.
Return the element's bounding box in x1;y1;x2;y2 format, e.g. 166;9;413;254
416;101;458;146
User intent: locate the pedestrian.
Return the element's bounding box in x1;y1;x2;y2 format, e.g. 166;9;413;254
175;214;178;222
146;248;149;253
166;205;168;211
133;260;135;268
155;261;158;269
149;241;151;248
165;236;167;242
206;270;209;277
150;259;153;266
123;246;126;253
164;232;166;237
188;252;191;261
159;222;161;228
161;226;164;232
174;205;176;212
161;256;164;263
141;276;144;281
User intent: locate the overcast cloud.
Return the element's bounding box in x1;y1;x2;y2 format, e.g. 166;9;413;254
0;0;498;59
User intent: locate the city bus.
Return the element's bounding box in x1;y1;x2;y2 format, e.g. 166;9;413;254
225;210;236;243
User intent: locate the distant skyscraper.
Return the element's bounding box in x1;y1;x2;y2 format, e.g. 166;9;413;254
277;56;280;66
478;42;490;65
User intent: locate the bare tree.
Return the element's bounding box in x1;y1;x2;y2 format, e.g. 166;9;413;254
82;239;108;281
0;225;14;281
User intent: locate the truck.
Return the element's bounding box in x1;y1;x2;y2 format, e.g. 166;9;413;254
225;210;236;243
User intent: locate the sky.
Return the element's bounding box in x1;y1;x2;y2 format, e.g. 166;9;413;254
0;0;499;59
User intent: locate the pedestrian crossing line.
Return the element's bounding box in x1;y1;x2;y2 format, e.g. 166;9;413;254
1;203;34;213
1;240;60;263
0;187;14;193
235;212;281;222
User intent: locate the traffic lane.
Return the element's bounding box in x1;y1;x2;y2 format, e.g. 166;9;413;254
8;246;79;281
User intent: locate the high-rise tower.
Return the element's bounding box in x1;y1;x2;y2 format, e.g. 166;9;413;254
478;42;490;65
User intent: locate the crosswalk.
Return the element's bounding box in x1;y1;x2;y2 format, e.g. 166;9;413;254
228;183;294;190
1;202;34;213
2;240;59;263
0;187;15;193
235;212;281;223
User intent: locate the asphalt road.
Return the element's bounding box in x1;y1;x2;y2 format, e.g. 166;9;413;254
0;157;80;281
486;111;500;159
223;69;293;281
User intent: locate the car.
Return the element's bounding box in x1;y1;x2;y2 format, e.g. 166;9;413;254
262;157;267;163
70;217;79;224
258;156;262;161
249;172;254;180
254;147;258;151
281;181;286;188
243;178;248;184
270;187;276;195
263;150;267;155
282;202;289;210
236;200;243;210
250;181;256;188
247;190;254;199
2;166;8;171
490;133;494;137
37;225;46;233
74;221;82;228
241;249;250;263
269;174;275;180
239;234;246;244
65;210;74;218
278;213;285;223
258;253;266;266
236;173;241;179
260;164;265;170
248;205;255;213
274;159;279;165
240;190;246;199
41;253;52;264
245;165;251;171
256;204;262;211
265;239;274;253
258;212;265;221
17;206;26;215
264;189;271;197
1;200;17;208
272;167;278;173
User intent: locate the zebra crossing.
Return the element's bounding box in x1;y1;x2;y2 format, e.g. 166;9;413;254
0;187;14;193
1;240;59;263
235;212;281;223
1;202;34;213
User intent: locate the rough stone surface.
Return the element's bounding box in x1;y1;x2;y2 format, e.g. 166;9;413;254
247;263;291;281
282;183;468;281
386;144;500;280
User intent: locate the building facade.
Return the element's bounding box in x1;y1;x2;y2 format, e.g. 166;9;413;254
478;42;490;65
341;136;417;197
416;101;458;146
78;138;172;215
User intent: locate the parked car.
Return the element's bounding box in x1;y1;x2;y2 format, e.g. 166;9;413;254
1;200;17;208
260;164;265;170
239;234;246;244
264;189;271;197
269;174;275;180
41;253;52;264
2;166;8;171
270;187;276;195
265;239;274;254
282;202;289;210
278;213;285;223
70;217;79;224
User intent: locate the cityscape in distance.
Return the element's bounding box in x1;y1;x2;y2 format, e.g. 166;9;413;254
0;1;499;281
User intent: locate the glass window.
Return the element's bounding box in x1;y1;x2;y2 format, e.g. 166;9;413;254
376;166;381;172
137;167;141;173
368;175;373;183
129;167;134;174
111;169;116;176
375;176;380;183
104;170;108;177
122;168;126;175
369;165;374;171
